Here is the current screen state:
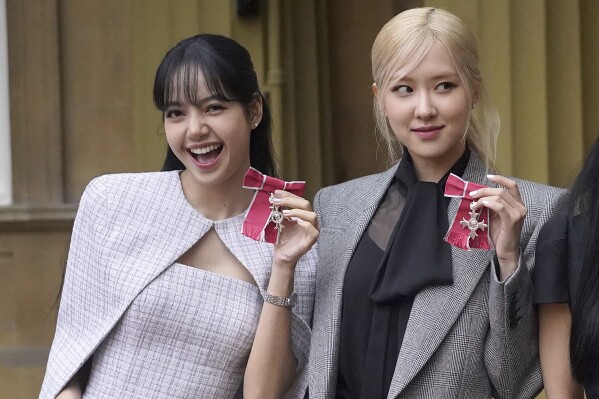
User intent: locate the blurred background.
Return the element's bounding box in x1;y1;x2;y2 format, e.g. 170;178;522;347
1;0;598;397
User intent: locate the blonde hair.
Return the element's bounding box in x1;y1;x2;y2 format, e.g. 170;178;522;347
371;7;499;169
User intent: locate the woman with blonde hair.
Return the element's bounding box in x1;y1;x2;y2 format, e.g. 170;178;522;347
309;7;564;398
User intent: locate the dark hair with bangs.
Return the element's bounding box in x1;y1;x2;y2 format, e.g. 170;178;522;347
154;34;277;177
569;136;599;384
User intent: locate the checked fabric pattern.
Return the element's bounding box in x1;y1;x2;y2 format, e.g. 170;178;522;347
39;171;316;399
309;151;566;399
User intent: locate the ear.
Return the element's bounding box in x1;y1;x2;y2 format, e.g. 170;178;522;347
249;94;263;126
471;91;479;109
372;83;387;116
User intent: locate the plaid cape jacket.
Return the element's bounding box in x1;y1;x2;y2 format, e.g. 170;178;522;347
39;171;316;399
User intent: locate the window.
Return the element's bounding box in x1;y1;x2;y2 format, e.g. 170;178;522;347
0;0;11;206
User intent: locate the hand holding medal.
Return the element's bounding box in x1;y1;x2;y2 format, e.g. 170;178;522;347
444;173;527;278
242;167;319;267
469;174;527;278
444;174;492;251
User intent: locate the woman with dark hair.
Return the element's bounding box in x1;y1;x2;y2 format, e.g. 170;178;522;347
39;34;318;399
535;137;599;399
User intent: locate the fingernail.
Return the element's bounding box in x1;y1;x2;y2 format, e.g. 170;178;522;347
487;174;496;179
469;190;478;196
289;216;299;221
282;209;291;216
270;197;282;204
482;200;489;205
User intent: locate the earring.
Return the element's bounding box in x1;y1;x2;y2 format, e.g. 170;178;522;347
254;122;259;128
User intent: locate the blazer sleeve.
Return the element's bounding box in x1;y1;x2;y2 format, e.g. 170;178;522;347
282;245;317;399
313;188;325;227
483;184;566;399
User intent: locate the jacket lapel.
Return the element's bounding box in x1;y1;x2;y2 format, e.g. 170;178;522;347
315;166;397;397
387;153;495;398
322;166;398;276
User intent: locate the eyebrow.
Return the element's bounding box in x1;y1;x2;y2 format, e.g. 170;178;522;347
392;72;460;83
165;95;224;108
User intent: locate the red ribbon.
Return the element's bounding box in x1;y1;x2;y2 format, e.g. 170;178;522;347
242;167;306;243
444;173;492;251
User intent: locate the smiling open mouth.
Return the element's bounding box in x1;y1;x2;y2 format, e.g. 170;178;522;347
190;144;223;164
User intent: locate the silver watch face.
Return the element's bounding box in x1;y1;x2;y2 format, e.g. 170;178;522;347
287;293;298;307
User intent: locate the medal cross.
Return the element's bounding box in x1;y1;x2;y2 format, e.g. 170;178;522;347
460;203;488;241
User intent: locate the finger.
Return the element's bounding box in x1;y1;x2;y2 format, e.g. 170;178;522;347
472;193;526;216
474;193;525;213
282;209;318;228
480;200;523;254
293;217;320;238
469;185;523;210
486;175;523;202
272;194;312;212
277;216;320;246
479;198;526;226
273;189;302;199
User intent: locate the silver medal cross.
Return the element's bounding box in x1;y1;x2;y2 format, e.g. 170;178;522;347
269;193;285;244
460;201;488;241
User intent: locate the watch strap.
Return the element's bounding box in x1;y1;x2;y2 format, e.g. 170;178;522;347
262;291;297;308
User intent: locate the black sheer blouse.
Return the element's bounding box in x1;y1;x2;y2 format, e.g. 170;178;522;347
336;150;469;398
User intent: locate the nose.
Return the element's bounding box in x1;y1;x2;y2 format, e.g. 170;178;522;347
414;92;436;119
187;110;209;138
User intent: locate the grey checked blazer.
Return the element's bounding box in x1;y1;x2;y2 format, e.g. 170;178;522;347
309;153;565;399
39;171;316;399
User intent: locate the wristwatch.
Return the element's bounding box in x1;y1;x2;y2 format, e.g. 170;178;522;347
263;291;297;308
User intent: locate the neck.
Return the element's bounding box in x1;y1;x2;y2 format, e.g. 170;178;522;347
414;160;453;182
179;169;254;220
410;145;466;182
